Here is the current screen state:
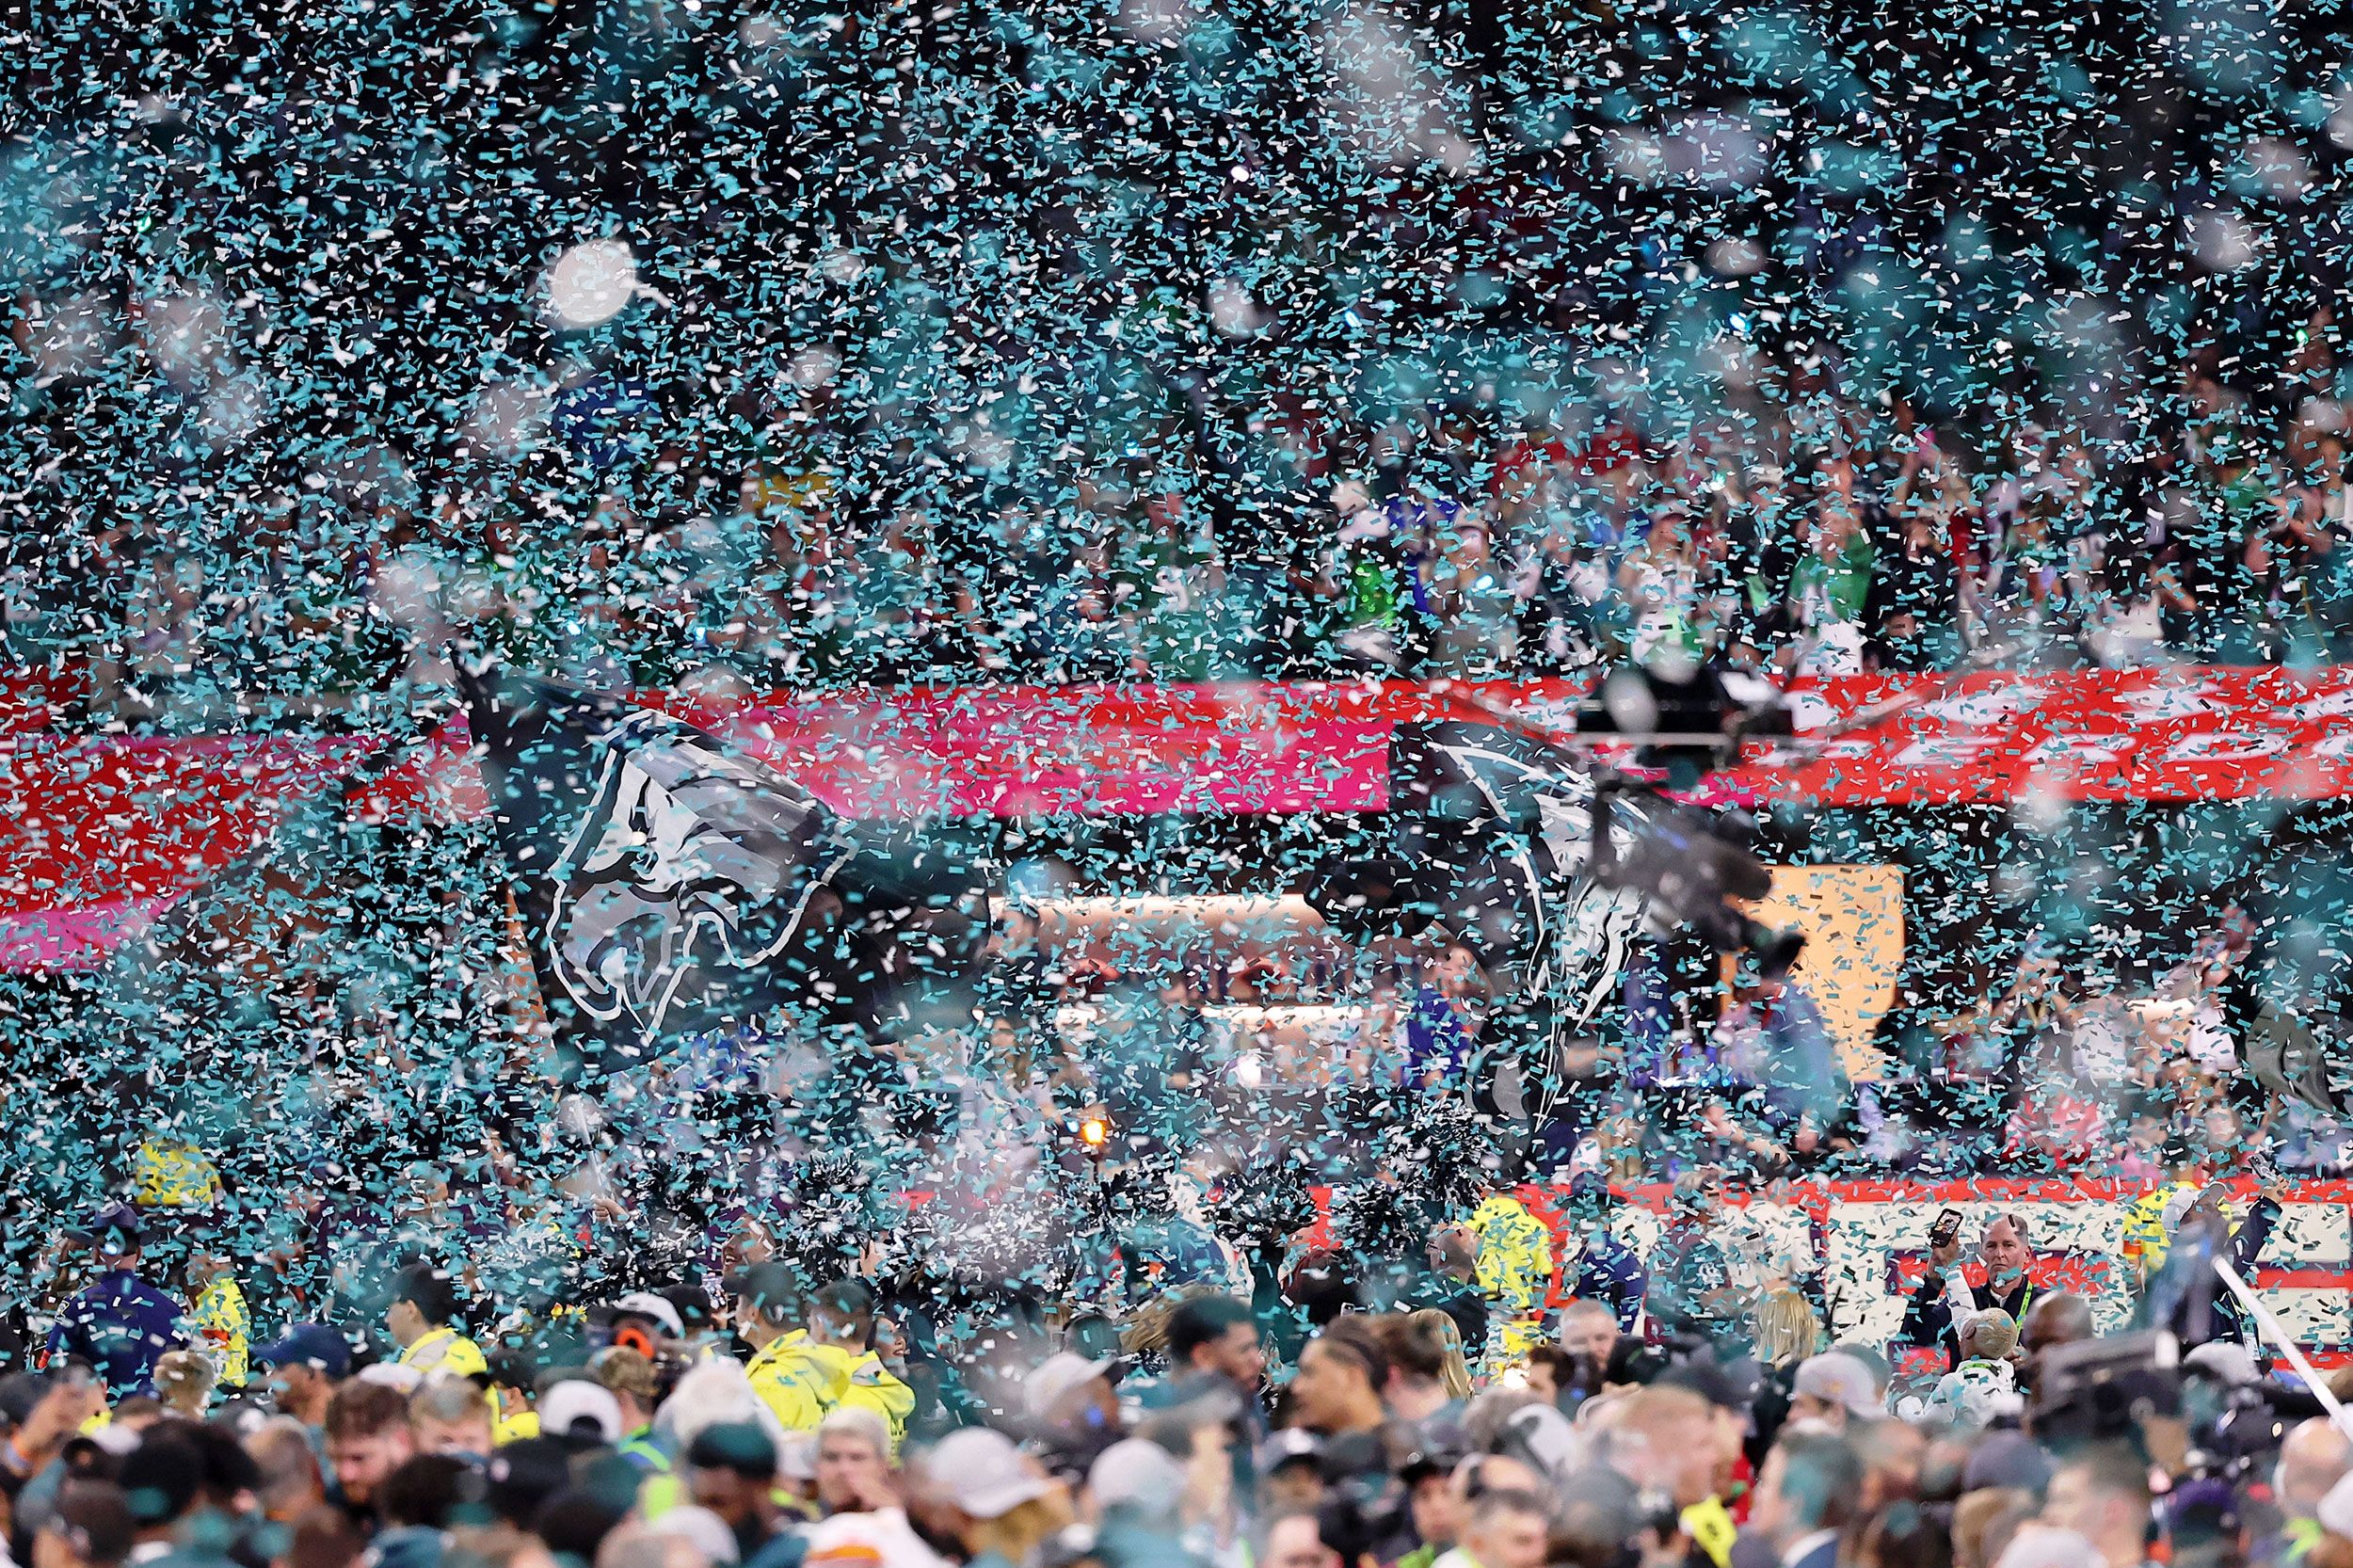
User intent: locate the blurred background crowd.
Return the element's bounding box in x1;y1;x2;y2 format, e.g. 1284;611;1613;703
14;2;2353;723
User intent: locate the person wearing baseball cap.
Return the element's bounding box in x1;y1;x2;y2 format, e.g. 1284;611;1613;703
537;1379;625;1450
386;1264;487;1381
48;1206;186;1399
686;1421;803;1568
1021;1351;1122;1480
592;1346;672;1473
1787;1351;1882;1432
737;1275;913;1450
609;1292;687;1355
918;1425;1072;1564
256;1324;353;1430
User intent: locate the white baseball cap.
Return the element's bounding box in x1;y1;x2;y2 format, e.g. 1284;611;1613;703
1087;1439;1186;1519
357;1363;425;1395
921;1428;1054;1519
650;1507;742;1565
1022;1352;1116;1422
540;1379;625;1446
611;1291;687;1340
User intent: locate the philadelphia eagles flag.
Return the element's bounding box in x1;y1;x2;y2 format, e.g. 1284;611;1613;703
456;663;854;1070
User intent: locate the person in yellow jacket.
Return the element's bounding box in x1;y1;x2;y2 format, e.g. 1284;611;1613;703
387;1263;488;1379
185;1253;250;1392
1465;1192;1554;1363
2121;1141;2217;1287
734;1268;913;1448
132;1138;224;1210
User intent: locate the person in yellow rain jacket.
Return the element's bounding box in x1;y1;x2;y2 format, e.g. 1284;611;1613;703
1465;1192;1554;1363
387;1263;488;1379
733;1268;913;1448
2121;1144;2209;1286
186;1262;250;1393
132;1138;224;1210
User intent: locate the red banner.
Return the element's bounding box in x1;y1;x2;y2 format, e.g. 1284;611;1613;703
8;666;2353;971
1728;665;2353;806
0;733;378;969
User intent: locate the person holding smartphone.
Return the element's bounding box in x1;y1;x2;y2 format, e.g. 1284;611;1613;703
1897;1210;2038;1370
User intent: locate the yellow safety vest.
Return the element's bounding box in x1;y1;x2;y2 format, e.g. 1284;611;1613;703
188;1277;250;1388
1468;1193;1555;1358
399;1326;488;1379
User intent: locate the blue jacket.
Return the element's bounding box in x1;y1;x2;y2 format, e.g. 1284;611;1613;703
48;1269;186;1397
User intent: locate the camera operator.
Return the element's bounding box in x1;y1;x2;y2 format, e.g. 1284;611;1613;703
1900;1211;2038;1370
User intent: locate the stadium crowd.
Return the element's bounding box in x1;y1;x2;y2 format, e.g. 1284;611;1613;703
26;356;2353;729
2;1176;2341;1568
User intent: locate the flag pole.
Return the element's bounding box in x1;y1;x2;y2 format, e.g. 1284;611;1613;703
2214;1256;2353;1441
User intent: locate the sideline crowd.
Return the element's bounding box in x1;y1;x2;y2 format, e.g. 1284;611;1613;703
2;1154;2339;1568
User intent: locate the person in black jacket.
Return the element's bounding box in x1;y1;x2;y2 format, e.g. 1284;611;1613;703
2149;1179;2283;1349
1897;1211;2038;1370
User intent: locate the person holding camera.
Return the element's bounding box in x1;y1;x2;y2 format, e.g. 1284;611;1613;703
1898;1211;2037;1370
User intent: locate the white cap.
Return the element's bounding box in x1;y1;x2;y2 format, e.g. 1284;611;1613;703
649;1506;742;1565
921;1428;1053;1519
1087;1439;1187;1519
358;1363;425;1395
612;1292;687;1340
1022;1352;1115;1422
1793;1352;1882;1418
540;1379;625;1445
